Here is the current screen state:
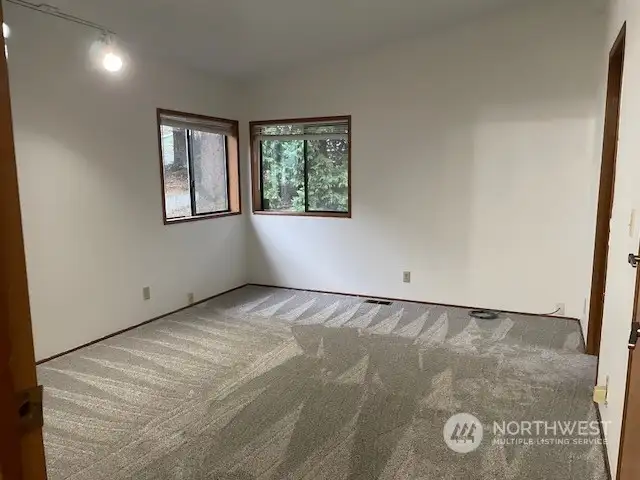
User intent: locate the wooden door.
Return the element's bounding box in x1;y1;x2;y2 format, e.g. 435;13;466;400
588;24;626;356
0;1;48;479
619;236;640;478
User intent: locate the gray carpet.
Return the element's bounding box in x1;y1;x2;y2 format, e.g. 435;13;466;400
38;286;606;479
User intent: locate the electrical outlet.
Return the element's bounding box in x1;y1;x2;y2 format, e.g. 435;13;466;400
143;286;151;301
403;271;411;283
188;292;195;305
594;375;610;406
555;303;565;316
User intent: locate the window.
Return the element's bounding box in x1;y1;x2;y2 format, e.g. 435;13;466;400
157;109;240;224
250;116;351;217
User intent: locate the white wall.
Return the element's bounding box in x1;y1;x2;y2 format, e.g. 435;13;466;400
7;0;625;467
5;4;247;361
597;1;640;477
246;1;606;323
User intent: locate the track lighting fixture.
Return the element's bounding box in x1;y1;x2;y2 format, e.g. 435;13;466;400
97;33;125;73
3;22;9;58
6;0;127;74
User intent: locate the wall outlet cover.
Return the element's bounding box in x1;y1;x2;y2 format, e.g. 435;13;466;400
143;286;151;301
188;293;195;305
555;303;565;316
403;271;411;283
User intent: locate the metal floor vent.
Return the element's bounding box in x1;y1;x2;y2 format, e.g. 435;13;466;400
469;309;499;320
364;299;393;306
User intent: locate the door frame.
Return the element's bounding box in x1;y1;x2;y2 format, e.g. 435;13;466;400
587;23;626;357
0;1;48;478
618;236;640;478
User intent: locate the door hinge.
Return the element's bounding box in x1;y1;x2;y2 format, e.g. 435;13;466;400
629;323;640;350
629;253;640;267
15;385;43;435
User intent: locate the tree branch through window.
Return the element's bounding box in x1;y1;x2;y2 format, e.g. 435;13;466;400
251;116;351;217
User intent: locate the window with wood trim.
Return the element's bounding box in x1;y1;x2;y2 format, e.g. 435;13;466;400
157;109;241;224
250;116;351;217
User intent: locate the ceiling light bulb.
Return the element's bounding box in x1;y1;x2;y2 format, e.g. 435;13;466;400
3;23;9;39
103;52;123;72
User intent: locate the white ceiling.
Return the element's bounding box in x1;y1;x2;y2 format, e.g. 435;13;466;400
10;0;573;77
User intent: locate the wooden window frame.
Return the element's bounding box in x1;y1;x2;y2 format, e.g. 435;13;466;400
156;108;241;225
250;115;352;218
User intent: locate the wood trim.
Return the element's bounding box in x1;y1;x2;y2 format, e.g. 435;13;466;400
164;211;242;225
347;115;352;217
252;211;350;218
247;284;584;324
0;68;24;477
157;108;239;126
227;128;242;214
0;1;47;477
618;349;635;479
587;23;626;357
617;230;640;477
249;115;351;126
36;284;249;365
251;126;261;212
249;115;352;218
156;108;170;223
156;108;241;226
